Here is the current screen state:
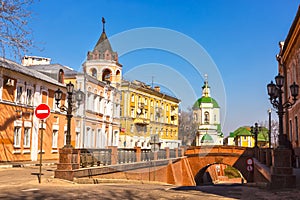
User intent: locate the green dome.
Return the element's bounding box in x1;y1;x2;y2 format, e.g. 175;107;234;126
193;97;220;109
201;134;214;143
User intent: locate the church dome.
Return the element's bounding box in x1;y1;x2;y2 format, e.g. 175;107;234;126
201;133;214;143
193;96;219;109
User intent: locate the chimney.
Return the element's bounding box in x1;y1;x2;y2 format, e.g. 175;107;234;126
154;86;160;92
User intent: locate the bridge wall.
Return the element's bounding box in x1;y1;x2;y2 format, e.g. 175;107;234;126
71;146;259;186
78;158;196;186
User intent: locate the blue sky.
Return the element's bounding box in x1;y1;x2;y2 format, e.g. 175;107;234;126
25;0;300;135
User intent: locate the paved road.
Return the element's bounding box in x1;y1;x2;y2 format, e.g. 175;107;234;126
1;165;300;199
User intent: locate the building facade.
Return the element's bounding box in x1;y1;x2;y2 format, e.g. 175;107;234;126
193;76;223;146
119;80;181;149
0;57;70;161
75;21;121;149
276;6;300;159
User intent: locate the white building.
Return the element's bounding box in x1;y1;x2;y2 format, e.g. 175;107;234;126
193;75;223;146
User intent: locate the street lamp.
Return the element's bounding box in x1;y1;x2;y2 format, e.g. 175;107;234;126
251;123;260;148
267;73;299;148
268;109;272;148
54;81;83;148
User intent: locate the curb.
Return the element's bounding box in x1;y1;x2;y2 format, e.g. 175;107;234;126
0;162;56;169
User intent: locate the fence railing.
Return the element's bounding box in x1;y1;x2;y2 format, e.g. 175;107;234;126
79;148;112;168
79;147;185;168
117;148;136;164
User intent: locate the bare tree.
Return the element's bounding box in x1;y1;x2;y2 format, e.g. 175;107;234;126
259;120;279;147
0;0;34;59
178;108;197;146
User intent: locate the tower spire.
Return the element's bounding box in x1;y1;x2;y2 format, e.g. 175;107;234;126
202;74;210;97
102;17;106;33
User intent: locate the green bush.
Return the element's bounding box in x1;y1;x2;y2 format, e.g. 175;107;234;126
224;166;241;178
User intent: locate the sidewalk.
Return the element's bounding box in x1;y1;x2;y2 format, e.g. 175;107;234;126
0;159;57;168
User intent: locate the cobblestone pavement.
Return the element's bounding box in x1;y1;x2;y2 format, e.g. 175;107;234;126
1;165;300;200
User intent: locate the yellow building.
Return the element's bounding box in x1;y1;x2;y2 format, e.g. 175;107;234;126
120;80;180;149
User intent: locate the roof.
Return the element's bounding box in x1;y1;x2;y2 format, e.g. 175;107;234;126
232;126;269;142
193;96;219;108
94;31;113;53
28;63;74;72
201;134;214;143
0;57;65;87
233;126;253;137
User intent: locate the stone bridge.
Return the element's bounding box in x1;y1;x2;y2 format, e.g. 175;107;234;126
55;145;295;188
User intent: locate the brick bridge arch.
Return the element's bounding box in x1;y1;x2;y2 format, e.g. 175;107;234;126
185;146;254;185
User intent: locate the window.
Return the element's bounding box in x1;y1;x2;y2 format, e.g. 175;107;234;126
130;124;134;133
26;88;33;105
96;129;101;148
296;116;299;142
91;68;97;78
131;94;135;102
14;127;21;147
204;111;210;124
75;132;80;148
16;86;23;103
131;108;135;117
90;129;95;148
58;69;64;83
290;120;293;142
52;130;58;148
64;131;67;146
85;128;90;148
23;128;31;148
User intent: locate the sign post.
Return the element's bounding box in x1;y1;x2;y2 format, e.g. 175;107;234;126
34;104;50;184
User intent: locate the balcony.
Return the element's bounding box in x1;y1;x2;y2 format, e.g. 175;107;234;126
133;117;150;125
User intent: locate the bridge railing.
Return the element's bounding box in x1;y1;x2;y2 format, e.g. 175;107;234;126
79;148;112;167
254;147;273;167
79;147;185;168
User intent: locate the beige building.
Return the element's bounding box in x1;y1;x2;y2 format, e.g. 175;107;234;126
120;80;181;149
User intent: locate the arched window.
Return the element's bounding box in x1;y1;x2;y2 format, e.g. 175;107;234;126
90;68;97;78
58;69;64;83
116;70;121;82
204;111;210;124
102;68;112;83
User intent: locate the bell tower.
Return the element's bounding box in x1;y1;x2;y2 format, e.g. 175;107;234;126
83;17;122;87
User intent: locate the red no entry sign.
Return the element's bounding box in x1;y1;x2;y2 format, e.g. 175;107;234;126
35;104;50;120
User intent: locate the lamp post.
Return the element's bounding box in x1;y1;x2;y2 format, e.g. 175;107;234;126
251;123;259;148
267;73;299;148
268;109;272;148
54;81;83;148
